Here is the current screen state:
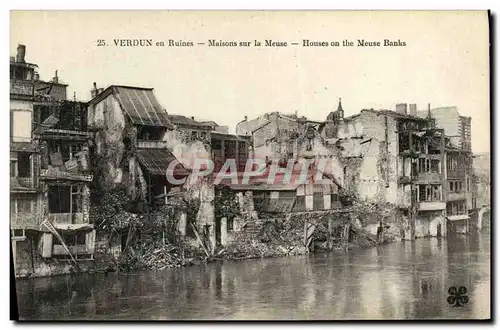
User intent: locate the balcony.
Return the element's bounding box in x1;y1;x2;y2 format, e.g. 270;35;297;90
47;212;88;226
398;176;417;185
416;172;442;183
137;140;169;149
447;169;466;179
419;201;446;211
10;176;38;192
40;168;93;182
10;80;34;98
447;192;466;202
447;211;469;221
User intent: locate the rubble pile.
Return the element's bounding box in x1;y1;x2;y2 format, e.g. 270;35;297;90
117;241;205;272
141;244;187;270
223;233;307;260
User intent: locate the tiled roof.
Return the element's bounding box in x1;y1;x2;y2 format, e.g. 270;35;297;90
136;148;189;177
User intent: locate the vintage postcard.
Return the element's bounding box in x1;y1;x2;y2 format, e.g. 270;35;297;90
9;10;491;321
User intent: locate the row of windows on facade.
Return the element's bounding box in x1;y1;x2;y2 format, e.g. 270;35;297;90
418;184;443;202
449;179;471;193
10;142;85;179
446;200;467;216
11;185;83;215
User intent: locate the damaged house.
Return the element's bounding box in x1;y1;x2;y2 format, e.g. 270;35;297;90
321;102;450;239
164;113;253;248
34;95;95;262
228;111;344;245
10;45;44;277
10;45;95;277
417;106;477;234
87;84;190;209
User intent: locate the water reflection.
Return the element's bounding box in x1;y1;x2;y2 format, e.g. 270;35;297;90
16;232;490;320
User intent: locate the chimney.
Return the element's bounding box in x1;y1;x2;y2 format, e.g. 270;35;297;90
191;116;195;121
91;82;98;98
52;70;58;83
395;103;408;114
16;44;26;63
409;103;417;116
244;115;248;121
34;73;39;81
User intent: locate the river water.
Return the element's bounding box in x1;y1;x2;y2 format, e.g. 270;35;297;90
15;231;490;320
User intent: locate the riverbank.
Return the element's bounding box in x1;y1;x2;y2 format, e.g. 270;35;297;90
94;218;396;275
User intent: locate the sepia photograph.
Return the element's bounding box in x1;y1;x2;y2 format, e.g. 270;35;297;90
9;10;491;321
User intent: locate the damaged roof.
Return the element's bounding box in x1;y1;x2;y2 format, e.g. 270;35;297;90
168;114;215;128
136;148;190;177
363;109;429;122
89;85;173;128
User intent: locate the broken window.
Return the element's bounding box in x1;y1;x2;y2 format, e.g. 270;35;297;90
212;138;223;172
137;126;164;140
225;140;237;162
430;160;440;173
431;185;441;201
62;232;86;246
253;191;271;212
191;130;198;140
48;185;83;215
17;153;31;177
49;185;71;213
418;158;430;173
411;161;418;177
48;141;83;164
10;160;17;177
71;186;83;213
313;191;323;210
447;155;458;171
238;141;248;172
398;132;410;152
419;184;442;202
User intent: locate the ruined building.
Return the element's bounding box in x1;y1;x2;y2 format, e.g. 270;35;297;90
165;114;252;246
236;111;323;162
34;97;95;262
325;102;449;238
234;111;343;216
87;85;190;210
10;45;43;276
321;100;477;239
11;45;96;277
416;107;477;234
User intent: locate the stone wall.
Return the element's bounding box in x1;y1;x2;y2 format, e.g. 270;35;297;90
163;129;211;169
415;211;446;238
91;93;127;190
336;111;399;204
13;233;97;278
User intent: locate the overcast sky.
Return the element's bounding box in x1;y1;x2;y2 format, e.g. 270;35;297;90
10;11;490;153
